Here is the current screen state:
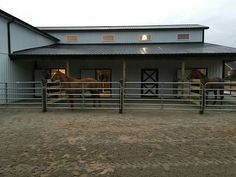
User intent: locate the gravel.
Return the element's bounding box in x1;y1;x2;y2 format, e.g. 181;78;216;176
0;109;236;177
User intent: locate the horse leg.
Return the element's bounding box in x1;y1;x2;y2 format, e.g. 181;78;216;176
91;91;101;107
95;94;101;107
90;91;96;107
69;95;74;109
220;89;224;105
206;90;208;105
97;94;101;107
93;95;96;107
213;90;217;105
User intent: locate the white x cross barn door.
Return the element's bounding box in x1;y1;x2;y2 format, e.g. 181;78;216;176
141;69;158;97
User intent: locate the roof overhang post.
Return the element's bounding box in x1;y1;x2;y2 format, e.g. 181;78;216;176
122;60;126;82
66;59;70;76
181;61;185;81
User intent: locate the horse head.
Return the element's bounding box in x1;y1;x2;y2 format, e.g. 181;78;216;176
187;69;205;81
51;71;65;82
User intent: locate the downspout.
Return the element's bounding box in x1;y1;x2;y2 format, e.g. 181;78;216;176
202;29;205;43
7;19;14;58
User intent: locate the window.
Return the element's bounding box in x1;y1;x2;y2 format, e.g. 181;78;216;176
65;35;78;42
177;34;189;40
51;68;66;77
102;35;114;42
139;34;152;41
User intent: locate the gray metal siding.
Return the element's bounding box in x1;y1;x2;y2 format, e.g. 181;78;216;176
48;30;203;44
185;59;223;78
0;17;8;54
0;54;34;82
10;23;55;52
0;17;35;83
0;54;34;104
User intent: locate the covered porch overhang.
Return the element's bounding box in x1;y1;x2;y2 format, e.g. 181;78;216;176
10;43;236;81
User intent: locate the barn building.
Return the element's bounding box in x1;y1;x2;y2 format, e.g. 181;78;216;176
1;9;236;111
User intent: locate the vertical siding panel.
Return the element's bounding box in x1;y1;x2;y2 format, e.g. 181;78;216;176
49;30;203;44
10;23;55;52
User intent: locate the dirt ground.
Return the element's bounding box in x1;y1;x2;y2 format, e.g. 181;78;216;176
0;109;236;177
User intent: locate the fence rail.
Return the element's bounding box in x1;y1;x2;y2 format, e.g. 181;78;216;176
0;81;236;113
45;81;121;111
0;82;42;109
124;82;203;112
204;82;236;111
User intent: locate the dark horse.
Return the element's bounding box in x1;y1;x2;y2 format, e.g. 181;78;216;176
187;69;224;105
51;71;102;107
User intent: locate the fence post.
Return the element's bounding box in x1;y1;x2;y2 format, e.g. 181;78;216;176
160;83;164;110
200;83;205;114
42;80;47;112
5;83;8;105
119;79;124;114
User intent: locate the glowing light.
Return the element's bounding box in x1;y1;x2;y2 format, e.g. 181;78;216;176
140;34;152;41
140;47;148;54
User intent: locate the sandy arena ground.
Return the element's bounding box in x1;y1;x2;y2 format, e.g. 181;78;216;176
0;109;236;177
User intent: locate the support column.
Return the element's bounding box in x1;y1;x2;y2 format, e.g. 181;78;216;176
122;60;126;82
42;80;47;112
66;60;70;76
180;61;186;97
181;61;185;81
120;60;126;114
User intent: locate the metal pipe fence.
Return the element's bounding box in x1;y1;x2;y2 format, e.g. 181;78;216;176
0;82;42;109
46;81;121;111
204;81;236;112
0;81;236;113
124;82;203;112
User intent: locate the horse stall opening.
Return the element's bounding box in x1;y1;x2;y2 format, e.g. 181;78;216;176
0;82;42;109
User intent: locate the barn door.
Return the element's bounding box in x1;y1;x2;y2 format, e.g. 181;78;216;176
141;69;158;97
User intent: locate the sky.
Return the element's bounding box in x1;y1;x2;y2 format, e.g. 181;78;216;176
1;0;236;47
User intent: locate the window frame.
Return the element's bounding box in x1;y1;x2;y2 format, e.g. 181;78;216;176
139;34;152;41
102;34;115;42
65;35;79;42
177;33;190;40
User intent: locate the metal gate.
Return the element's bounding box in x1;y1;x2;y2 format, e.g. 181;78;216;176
124;81;203;112
45;81;121;111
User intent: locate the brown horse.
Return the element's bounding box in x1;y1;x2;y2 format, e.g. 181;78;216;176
187;69;224;105
50;71;102;107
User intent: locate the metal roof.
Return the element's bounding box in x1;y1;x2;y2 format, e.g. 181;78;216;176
0;9;59;42
11;43;236;57
38;24;209;31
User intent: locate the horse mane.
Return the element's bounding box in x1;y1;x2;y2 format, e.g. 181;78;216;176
52;71;100;83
